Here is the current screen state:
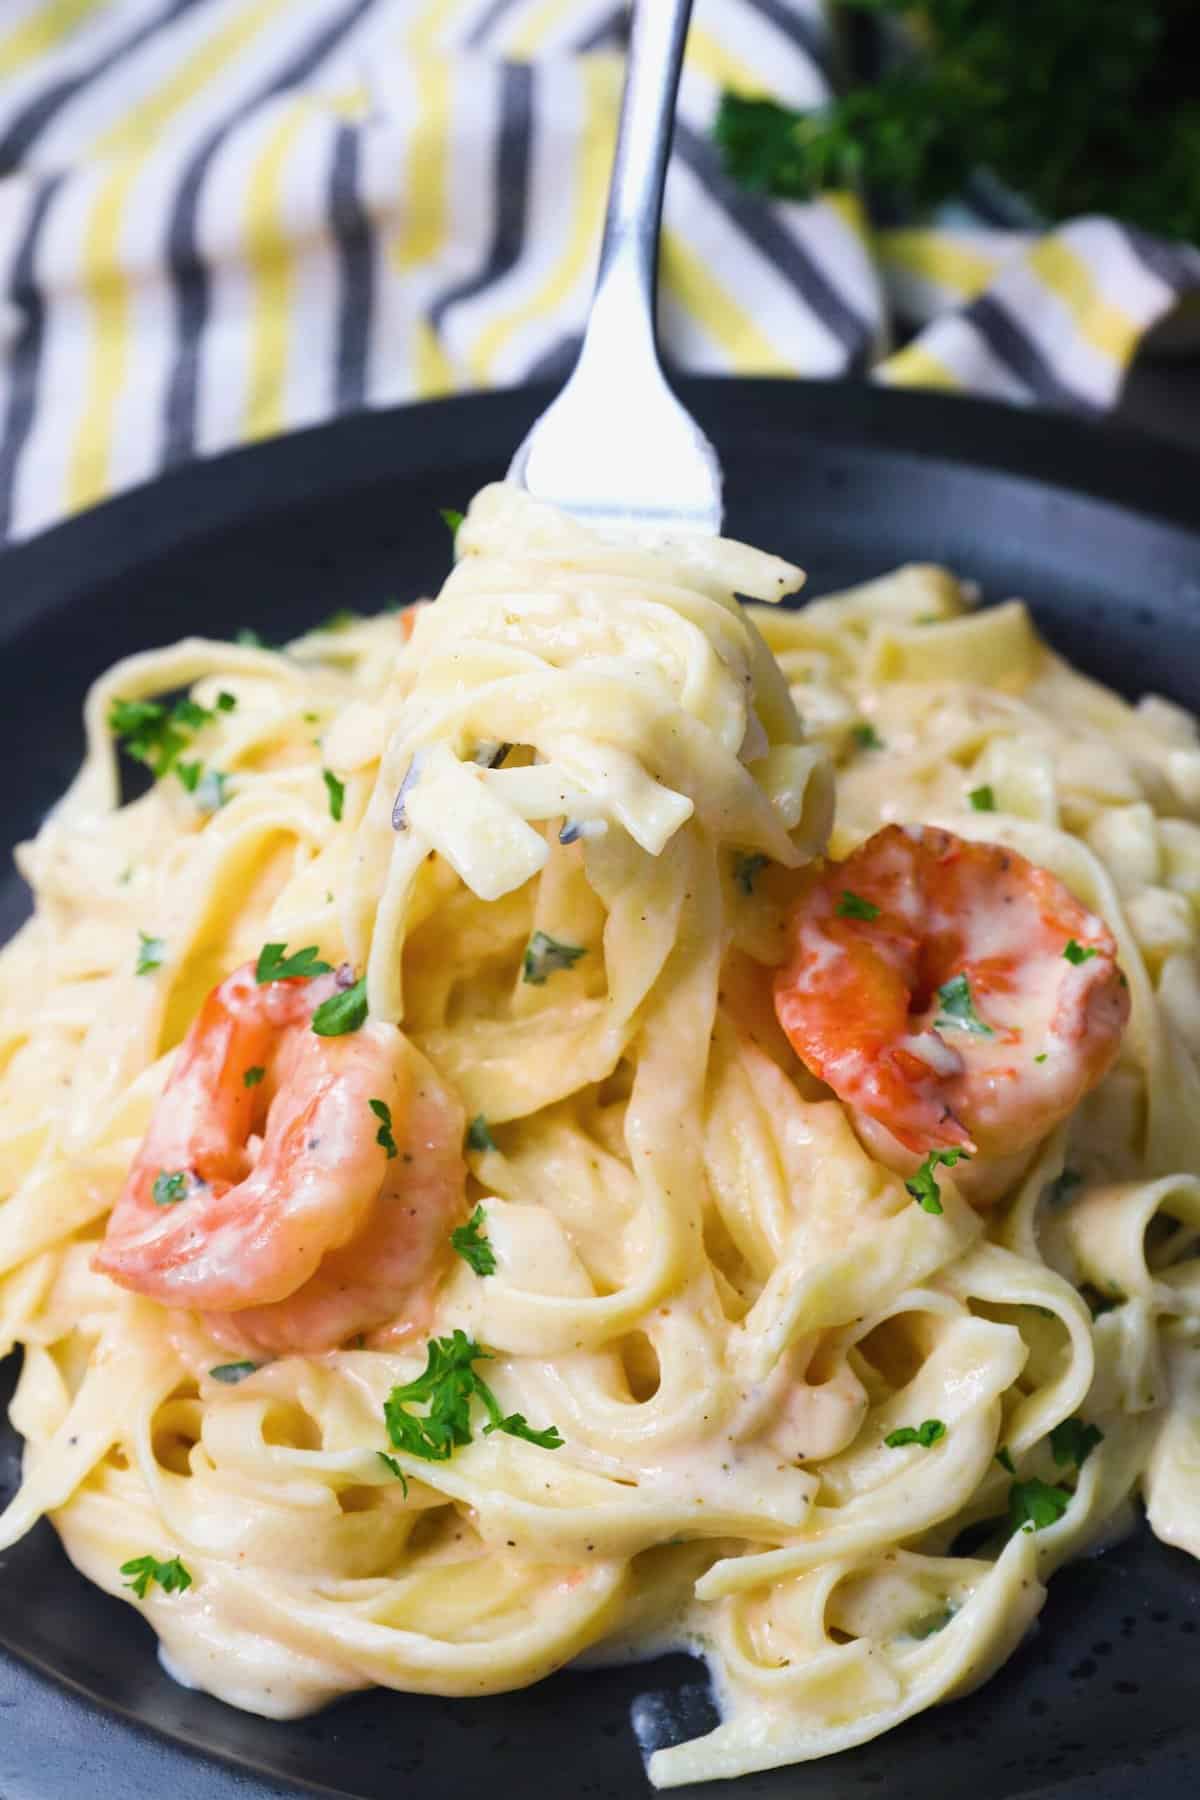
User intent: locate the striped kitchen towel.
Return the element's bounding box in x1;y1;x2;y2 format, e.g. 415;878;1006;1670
0;0;1194;545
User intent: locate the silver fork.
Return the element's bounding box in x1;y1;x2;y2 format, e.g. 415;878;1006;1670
506;0;723;537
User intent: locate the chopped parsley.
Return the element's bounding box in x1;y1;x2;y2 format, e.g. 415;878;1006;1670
905;1147;970;1215
369;1097;397;1159
1007;1476;1071;1534
376;1451;409;1496
322;769;345;822
733;852;769;896
382;1330;562;1462
109;691;236;787
319;609;359;632
1034;1052;1048;1063
852;722;885;751
136;930;165;975
209;1361;258;1384
837;890;880;921
243;1065;265;1089
1063;938;1097;965
120;1553;193;1599
311;975;367;1037
440;507;465;538
968;784;996;812
235;628;269;649
1051;1417;1104;1470
451;1205;497;1277
996;1446;1016;1474
466;1114;496;1152
934;972;994;1037
255;942;332;983
522;931;586;986
152;1170;188;1207
884;1418;946;1449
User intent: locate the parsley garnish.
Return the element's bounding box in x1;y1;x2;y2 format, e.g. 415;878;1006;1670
1051;1417;1103;1470
322;769;345;822
369;1098;397;1159
319;609;358;632
209;1361;258;1384
1007;1476;1071;1535
968;784;996;812
466;1115;496;1152
382;1330;563;1462
120;1553;193;1599
996;1446;1016;1474
1064;939;1097;965
255;942;332;983
451;1205;497;1277
376;1451;409;1496
733;852;769;896
440;507;465;538
311;976;367;1037
522;931;586;986
152;1170;187;1207
1034;1052;1048;1063
852;722;885;751
837;889;881;921
109;691;234;786
934;972;994;1036
235;628;269;648
884;1419;946;1449
243;1065;265;1088
136;930;165;975
905;1147;970;1215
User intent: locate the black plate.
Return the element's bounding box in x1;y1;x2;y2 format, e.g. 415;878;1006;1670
1;379;1199;1800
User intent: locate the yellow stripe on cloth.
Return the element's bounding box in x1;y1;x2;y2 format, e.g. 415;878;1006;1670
244;105;313;443
686;23;766;95
1026;237;1141;364
508;0;581;57
88;0;296;159
660;226;793;374
390;56;455;396
876;229;1000;302
0;0;102;81
878;342;962;390
468;57;619;386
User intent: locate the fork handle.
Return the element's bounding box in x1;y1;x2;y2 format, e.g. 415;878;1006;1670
580;0;694;372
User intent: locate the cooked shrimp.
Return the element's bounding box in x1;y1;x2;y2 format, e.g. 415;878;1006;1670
773;825;1129;1161
94;962;466;1353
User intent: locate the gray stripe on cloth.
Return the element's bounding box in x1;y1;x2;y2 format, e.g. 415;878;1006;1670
429;60;533;334
524;331;582;385
328;122;374;413
161;0;378;469
967;293;1101;414
570;6;628;54
0;0;208;176
465;0;527;49
0;172;66;541
1121;226;1200;295
674;121;872;366
741;0;835;82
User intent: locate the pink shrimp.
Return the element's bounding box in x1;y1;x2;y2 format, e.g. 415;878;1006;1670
94;962;466;1354
773;825;1129;1162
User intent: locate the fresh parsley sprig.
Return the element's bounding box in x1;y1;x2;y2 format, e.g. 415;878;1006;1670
255;942;332;983
522;931;586;986
120;1553;193;1599
451;1205;497;1277
885;1418;946;1449
934;973;994;1037
369;1098;398;1159
382;1331;562;1464
906;1146;970;1215
312;976;367;1037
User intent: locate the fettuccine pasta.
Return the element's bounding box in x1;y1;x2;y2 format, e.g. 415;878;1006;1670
1;485;1198;1787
